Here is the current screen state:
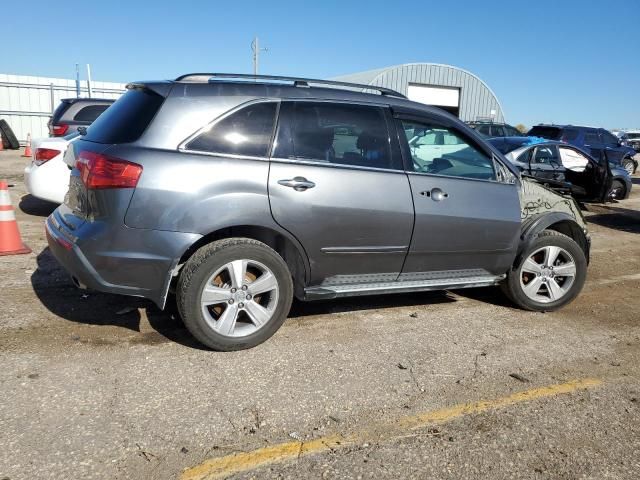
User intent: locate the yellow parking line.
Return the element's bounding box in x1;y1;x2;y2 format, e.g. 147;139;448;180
181;378;601;480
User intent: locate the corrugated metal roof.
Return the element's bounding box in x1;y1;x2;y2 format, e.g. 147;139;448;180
333;63;505;122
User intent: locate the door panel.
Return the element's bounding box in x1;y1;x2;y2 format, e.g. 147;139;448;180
269;162;414;286
402;174;521;277
396;115;521;278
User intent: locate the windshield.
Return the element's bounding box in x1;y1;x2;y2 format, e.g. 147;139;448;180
626;133;640;140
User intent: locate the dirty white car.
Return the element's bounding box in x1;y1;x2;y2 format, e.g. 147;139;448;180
24;133;78;204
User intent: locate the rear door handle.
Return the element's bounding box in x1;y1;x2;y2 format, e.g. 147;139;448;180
420;188;449;201
278;177;316;191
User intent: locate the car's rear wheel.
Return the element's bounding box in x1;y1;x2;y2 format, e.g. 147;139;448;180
607;180;626;201
177;238;293;351
622;158;635;175
502;230;586;311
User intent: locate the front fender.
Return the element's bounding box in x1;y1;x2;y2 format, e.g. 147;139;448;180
516;212;590;267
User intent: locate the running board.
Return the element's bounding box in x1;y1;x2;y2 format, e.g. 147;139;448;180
304;275;505;300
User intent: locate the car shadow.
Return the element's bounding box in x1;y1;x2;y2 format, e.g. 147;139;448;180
584;204;640;234
30;247;208;350
19;194;57;217
32;247;486;349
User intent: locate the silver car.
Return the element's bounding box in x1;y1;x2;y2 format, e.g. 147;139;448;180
46;74;591;350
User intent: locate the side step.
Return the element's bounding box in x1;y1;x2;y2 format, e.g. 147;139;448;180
304;275;504;300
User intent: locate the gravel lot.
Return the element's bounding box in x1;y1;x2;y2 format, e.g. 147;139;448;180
1;150;639;480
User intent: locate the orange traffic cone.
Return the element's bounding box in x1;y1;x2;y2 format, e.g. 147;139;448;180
0;180;31;256
22;133;32;157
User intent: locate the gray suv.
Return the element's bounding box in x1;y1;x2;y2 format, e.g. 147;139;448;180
46;74;591;350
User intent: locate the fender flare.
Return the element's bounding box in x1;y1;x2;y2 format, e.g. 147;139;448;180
516;212;590;268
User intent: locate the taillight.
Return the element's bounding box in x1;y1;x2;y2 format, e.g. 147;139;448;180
76;151;143;189
34;148;61;166
52;124;69;136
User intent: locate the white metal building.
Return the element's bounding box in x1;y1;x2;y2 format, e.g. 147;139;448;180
334;63;505;122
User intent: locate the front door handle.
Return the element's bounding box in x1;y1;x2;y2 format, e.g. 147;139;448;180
420;188;449;201
278;177;316;191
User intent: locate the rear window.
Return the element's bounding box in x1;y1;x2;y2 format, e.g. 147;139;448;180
73;104;110;122
527;126;561;140
83;88;164;144
51;101;71;122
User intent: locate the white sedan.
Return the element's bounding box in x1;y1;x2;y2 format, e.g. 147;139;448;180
24;134;78;204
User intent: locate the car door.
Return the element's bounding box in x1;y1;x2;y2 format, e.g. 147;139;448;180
599;129;624;165
558;145;611;202
268;101;414;287
395;113;521;278
527;145;567;186
583;129;604;160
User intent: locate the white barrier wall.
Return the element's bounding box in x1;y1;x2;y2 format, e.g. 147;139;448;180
0;73;125;144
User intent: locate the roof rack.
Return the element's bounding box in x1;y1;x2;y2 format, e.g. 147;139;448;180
174;73;407;99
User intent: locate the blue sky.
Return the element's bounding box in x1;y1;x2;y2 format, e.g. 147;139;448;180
5;0;638;128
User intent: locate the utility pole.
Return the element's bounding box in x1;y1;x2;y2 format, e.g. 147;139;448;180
86;64;93;98
251;36;268;75
75;64;80;98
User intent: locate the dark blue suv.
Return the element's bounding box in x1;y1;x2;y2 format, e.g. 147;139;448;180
527;125;637;175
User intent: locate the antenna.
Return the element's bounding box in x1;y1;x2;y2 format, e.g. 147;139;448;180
251;37;268;75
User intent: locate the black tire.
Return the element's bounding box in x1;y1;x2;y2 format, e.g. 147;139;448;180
502;230;587;312
622;158;635;175
0;119;20;150
176;238;293;351
607;180;626;201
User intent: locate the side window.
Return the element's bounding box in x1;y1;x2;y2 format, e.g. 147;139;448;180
532;146;559;165
289;102;395;170
562;128;579;142
491;125;505;137
401;120;495;180
601;131;619;147
504;126;520;136
73;104;110;122
186;102;277;157
516;149;532;165
476;124;492;137
559;147;590;171
584;132;599;145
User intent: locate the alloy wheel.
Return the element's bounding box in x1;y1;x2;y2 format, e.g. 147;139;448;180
520;246;577;304
200;259;279;337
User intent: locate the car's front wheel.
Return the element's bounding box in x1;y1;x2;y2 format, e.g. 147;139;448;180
177;238;293;351
502;230;587;311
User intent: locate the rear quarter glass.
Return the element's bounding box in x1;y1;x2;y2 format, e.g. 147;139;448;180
83;89;164;144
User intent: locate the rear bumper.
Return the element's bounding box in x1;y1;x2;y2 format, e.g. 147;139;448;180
46;209;201;308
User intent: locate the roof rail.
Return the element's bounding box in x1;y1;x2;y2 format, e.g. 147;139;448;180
174;73;407;99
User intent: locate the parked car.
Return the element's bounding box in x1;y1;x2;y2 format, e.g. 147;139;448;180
527;124;637;175
624;130;640;152
24;133;79;203
467;121;522;138
489;137;631;202
46;73;591;351
48;98;114;137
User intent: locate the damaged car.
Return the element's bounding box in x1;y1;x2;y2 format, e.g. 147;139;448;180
47;73;591;351
489;137;632;202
